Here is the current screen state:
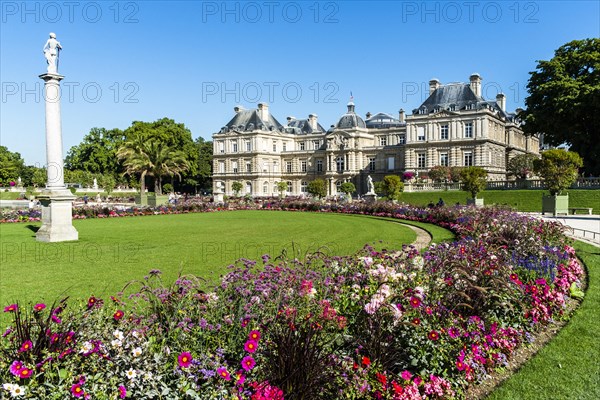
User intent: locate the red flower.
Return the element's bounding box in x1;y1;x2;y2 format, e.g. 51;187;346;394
244;339;258;353
428;330;440;341
409;296;421;308
361;356;371;367
392;381;404;394
113;310;124;321
412;317;421;326
376;372;387;387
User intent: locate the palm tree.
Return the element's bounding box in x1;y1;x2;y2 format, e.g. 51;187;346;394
117;136;190;195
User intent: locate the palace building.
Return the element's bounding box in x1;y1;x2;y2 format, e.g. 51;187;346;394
212;74;539;197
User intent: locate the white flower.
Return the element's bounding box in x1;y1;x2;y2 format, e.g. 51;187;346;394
132;330;141;339
143;371;153;381
113;330;124;341
206;292;219;303
111;339;123;348
2;383;15;391
131;347;142;357
126;368;137;380
362;256;373;266
80;341;93;354
10;384;26;397
307;288;317;298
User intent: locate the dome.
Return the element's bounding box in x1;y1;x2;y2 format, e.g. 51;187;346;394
336;101;366;129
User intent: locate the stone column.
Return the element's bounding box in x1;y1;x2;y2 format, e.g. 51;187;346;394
36;71;78;242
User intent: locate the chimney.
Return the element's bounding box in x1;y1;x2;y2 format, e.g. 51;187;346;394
496;93;506;111
257;102;269;121
366;112;372;119
287;116;296;123
234;105;245;113
308;113;318;130
470;73;482;97
429;78;440;95
399;109;405;123
515;107;524;115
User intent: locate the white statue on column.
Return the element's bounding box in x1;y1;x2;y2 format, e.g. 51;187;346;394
43;32;62;74
367;175;375;194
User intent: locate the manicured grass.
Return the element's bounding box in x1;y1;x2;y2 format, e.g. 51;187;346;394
400;190;599;213
0;192;25;200
0;211;416;320
487;241;600;400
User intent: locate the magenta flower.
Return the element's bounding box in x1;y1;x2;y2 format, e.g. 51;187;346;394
401;370;413;381
177;351;192;368
236;371;246;385
244;339;258;353
447;327;460;339
51;314;62;324
241;355;256;371
33;303;46;312
71;383;84;397
248;330;261;341
19;367;33;379
118;385;127;399
409;297;421;308
4;304;18;313
19;340;33;352
217;367;231;381
10;360;23;376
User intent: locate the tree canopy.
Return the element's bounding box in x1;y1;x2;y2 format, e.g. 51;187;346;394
381;175;404;200
460;167;487;199
534;149;583;195
507;153;538;180
0;146;25;184
307;179;327;199
521;38;599;175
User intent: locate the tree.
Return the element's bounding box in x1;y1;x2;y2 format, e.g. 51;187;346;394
449;167;462;183
381;175;404;200
31;167;47;188
339;182;356;198
99;174;116;195
307;179;327;199
460;167;488;199
65;128;125;177
521;38;600;176
0;146;25;184
276;181;288;198
533;149;583;195
428;166;451;183
507;153;538;180
231;181;243;197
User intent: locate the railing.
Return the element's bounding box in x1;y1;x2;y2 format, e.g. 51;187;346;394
404;178;600;192
567;227;600;244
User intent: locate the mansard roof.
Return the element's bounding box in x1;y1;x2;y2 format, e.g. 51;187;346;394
222;108;283;133
285;118;326;134
365;112;405;129
336;102;367;129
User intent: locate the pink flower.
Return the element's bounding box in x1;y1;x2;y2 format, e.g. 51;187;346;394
113;310;124;321
401;370;413;381
19;367;33;379
235;372;246;385
249;330;261;341
71;383;84;397
409;297;421;308
51;315;62;324
177;352;192;368
217;367;231;381
244;339;258;353
118;385;127;399
241;355;256;371
10;360;23;376
4;304;18;313
19;340;33;352
34;303;46;312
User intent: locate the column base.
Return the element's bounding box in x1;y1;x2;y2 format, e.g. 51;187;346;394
36;189;79;242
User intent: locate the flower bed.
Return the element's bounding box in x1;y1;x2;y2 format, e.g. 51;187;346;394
0;202;586;399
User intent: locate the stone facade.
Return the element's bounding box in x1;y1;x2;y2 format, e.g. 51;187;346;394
212;75;539;197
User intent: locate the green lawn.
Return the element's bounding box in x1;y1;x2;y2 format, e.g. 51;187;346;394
486;241;600;400
0;211;417;317
400;189;599;213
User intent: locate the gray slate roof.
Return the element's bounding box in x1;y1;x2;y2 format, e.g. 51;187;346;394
335;102;366;129
222;109;283;133
285;118;326;134
365;112;405;129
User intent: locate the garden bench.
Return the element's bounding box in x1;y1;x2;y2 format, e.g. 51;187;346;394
569;207;593;215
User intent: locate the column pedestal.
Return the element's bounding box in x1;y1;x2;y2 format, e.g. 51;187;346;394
36;189;78;242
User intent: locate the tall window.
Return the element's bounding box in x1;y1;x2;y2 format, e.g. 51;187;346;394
273;141;277;152
232;140;238;153
299;141;305;151
316;160;323;172
301;160;307;172
313;140;321;150
286;181;292;193
368;157;376;171
464;151;473;166
379;136;387;146
417;126;426;141
218;141;224;154
301;181;308;193
273;161;279;172
263;182;269;194
399;134;406;144
246;161;252;173
245;140;251;152
286;161;292;173
440;152;449;167
336;157;344;172
387;157;395;171
440;124;449;140
218;161;225;173
465;122;473;138
417;153;426;169
232;160;238;173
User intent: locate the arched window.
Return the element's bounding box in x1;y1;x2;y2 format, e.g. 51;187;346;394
263;181;269;194
245;182;252;194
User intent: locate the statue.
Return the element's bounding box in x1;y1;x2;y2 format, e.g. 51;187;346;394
367;175;375;194
43;32;62;74
93;178;98;189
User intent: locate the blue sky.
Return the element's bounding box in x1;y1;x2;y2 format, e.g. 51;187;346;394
1;0;599;165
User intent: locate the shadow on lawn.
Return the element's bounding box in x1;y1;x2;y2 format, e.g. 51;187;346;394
25;224;39;235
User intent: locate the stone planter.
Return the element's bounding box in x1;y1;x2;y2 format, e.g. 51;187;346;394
135;194;148;206
542;194;569;216
466;198;484;207
147;194;169;207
